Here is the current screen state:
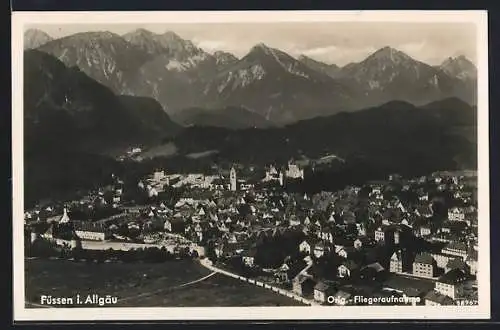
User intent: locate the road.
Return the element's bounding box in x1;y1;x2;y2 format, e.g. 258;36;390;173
198;258;319;306
118;271;217;304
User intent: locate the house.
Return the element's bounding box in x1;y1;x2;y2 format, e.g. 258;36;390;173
213;241;225;259
448;207;466;222
313;281;337;303
465;250;478;275
41;222;77;241
416;225;432;237
223;241;249;258
286;162;304;180
418;192;429;202
337;246;356;259
359;262;385;281
303;255;313;266
435;269;468;300
164;218;185;233
292;274;316;297
289;215;301;227
338;260;360;278
44;207;71;224
318;228;334;243
424;290;455;306
390;251;403;273
374;227;385;242
73;221;112;241
299;238;318;254
383;275;435;300
442;241;468;259
445;258;470;274
415;205;433;218
313;242;328;258
42;223;55;240
430;252;456;269
277;259;308;283
356;223;367;237
275;262;291;282
412;253;437;278
439;223;452;234
303;216;311;226
353;238;363;250
241;249;257;267
374;226;396;245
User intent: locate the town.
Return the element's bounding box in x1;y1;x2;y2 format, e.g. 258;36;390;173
24;160;479;307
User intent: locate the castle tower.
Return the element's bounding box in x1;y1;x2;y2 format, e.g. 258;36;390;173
230;166;237;191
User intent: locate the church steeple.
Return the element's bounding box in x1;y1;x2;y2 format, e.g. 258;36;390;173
230;166;237;191
59;207;70;224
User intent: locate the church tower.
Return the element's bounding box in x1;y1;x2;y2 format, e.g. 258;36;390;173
230;166;237;191
59;207;70;224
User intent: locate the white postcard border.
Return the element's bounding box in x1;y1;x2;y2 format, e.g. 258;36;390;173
12;10;490;321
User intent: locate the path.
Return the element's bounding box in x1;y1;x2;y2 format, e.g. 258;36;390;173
118;271;217;303
198;258;319;306
26;270;217;308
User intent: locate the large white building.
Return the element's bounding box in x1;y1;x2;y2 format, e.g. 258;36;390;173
434;269;468;300
286;162;304;180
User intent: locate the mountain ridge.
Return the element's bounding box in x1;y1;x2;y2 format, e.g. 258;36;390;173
24;49;179;154
28;28;478;126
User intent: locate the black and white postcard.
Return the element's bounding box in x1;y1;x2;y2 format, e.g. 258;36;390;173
12;10;490;321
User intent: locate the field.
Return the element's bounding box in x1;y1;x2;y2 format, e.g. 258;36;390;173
25;258;302;307
120;273;304;307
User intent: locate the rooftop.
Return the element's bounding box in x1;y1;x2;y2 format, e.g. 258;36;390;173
438;268;468;285
424;290;455;305
414;253;435;265
383;274;435;297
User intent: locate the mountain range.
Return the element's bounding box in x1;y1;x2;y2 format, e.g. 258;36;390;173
22;35;477;204
24;49;179;155
170;97;476;169
26;28;477;126
24;29;53;50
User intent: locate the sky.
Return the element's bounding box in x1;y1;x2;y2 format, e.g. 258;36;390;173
29;22;477;66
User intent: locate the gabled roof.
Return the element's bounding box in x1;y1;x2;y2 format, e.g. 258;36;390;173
445;241;468;251
424;290;454;305
302;237;320;246
391;251;402;261
438;268;468;285
414;253;435;265
446;258;468;271
314;281;330;292
362;262;385;272
43;223;54;236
